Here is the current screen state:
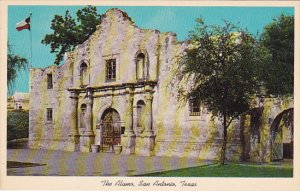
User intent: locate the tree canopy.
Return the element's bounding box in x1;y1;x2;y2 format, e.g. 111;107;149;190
7;42;28;93
180;19;260;164
259;14;294;96
42;6;102;65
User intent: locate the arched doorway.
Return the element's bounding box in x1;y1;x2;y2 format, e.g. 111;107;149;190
270;108;293;161
100;108;121;152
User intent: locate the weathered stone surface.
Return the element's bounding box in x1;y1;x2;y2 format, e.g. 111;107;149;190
121;134;136;155
29;8;294;162
135;135;156;156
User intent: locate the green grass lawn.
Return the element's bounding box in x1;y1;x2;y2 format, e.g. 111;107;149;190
139;163;293;177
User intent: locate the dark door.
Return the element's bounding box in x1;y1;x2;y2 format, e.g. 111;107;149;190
101;109;121;152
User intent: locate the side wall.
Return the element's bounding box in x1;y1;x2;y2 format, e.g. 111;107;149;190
29;62;75;151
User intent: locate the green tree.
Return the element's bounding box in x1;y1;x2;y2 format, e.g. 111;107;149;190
259;14;294;96
7;110;29;141
7;42;28;93
180;19;260;165
42;6;102;65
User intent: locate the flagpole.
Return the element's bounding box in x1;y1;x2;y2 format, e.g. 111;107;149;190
29;12;32;68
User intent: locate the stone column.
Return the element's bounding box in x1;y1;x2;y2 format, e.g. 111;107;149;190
82;87;95;152
68;91;80;151
70;91;79;136
99;123;103;146
124;90;134;135
121;87;136;155
144;92;154;136
84;96;94;135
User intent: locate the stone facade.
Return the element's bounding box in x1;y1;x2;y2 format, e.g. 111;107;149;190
29;8;293;162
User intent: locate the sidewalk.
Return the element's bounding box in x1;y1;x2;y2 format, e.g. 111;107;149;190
7;149;214;176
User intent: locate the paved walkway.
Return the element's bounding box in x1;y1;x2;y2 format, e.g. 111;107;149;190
7;149;214;176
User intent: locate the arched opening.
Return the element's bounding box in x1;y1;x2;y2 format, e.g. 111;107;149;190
136;52;148;81
80;62;88;86
80;104;87;132
136;100;146;133
270;108;293;161
100;108;121;152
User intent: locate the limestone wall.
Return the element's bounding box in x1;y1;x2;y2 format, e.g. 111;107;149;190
28;8;243;160
29;63;75;151
247;97;294;162
69;8;162;88
29;8;293;162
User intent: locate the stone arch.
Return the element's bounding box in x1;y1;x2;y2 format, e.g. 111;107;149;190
78;59;90;69
270;108;294;161
135;50;149;81
97;104;120;124
100;107;121;152
100;107;121;121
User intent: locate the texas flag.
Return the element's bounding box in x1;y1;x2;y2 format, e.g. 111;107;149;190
16;17;30;31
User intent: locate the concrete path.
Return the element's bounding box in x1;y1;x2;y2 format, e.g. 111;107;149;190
7;149;214;176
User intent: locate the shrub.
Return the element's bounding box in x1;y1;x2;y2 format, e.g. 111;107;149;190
7;110;29;141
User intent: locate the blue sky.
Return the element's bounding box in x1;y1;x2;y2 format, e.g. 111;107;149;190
8;6;294;95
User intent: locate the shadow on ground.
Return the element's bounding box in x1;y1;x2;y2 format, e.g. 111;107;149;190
7;161;46;168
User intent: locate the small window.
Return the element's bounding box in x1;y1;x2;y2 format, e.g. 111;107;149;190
189;98;201;116
47;108;53;121
47;74;53;89
105;59;116;82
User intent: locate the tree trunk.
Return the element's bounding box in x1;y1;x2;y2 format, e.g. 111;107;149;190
240;115;246;161
220;114;228;165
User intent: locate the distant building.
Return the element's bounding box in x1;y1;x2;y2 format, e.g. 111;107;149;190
7;92;29;111
29;8;293;162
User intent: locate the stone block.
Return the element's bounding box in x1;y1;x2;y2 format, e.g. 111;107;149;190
79;134;95;152
135;135;155;156
121;134;136;155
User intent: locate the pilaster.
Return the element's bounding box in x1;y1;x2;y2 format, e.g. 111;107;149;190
82;87;95;152
68;91;80;151
121;87;136;155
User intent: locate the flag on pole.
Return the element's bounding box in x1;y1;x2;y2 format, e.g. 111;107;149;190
16;17;30;31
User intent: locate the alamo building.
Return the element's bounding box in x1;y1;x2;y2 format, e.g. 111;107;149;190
29;8;293;162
